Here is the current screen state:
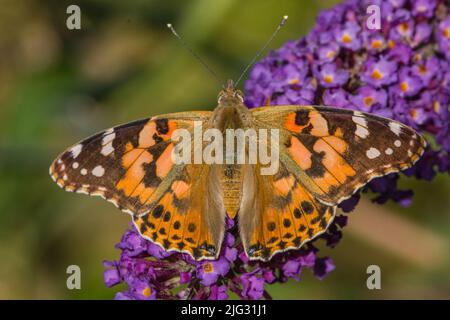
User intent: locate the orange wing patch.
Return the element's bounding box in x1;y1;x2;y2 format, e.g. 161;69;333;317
245;171;335;261
133;170;224;260
284;108;329;136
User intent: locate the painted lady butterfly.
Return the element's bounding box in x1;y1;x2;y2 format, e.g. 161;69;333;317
50;80;426;261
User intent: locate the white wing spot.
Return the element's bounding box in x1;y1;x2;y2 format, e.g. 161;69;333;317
355;126;369;139
63;174;68;181
101;143;114;156
389;122;402;136
72;162;79;169
101;131;116;156
70;144;83;158
394;140;402;147
385;148;393;155
92;165;105;177
352;115;367;126
409;140;414;146
352;115;369;139
407;150;412;157
81;168;88;175
60;164;66;171
366;147;381;159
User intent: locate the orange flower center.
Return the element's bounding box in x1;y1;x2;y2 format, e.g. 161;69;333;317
443;28;450;39
413;53;423;62
433;101;440;113
203;263;214;273
400;81;409;92
142;287;152;298
419;65;427;75
371;69;383;80
363;96;374;107
289;78;299;85
323;75;334;83
388;40;396;48
399;22;409;34
371;40;382;49
409;108;417;119
326;50;335;59
342;33;352;43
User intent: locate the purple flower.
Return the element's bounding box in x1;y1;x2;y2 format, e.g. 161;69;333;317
197;257;230;286
129;279;156;300
411;56;440;87
318;43;340;63
437;16;450;60
147;241;173;259
314;63;349;88
262;269;276;284
209;285;228;300
241;274;265;300
314;258;336;280
115;292;133;300
323;88;349;108
350;86;387;111
361;58;397;87
334;21;362;50
398;67;423;97
103;267;121;288
387;42;412;64
116;229;147;257
365;34;387;53
413;23;432;47
412;0;437;18
282;259;303;280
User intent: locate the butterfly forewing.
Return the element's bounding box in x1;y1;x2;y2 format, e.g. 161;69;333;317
252;105;427;205
50;111;226;260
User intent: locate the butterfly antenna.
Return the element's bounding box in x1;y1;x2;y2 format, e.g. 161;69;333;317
167;23;221;84
235;15;288;87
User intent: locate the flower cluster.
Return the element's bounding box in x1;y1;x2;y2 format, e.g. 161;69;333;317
104;0;450;299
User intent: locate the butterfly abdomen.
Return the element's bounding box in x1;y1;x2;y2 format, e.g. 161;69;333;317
221;164;243;218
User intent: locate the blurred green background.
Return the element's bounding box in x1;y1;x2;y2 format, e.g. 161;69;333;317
0;0;449;299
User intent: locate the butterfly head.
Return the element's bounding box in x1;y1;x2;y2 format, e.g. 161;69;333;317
218;79;244;106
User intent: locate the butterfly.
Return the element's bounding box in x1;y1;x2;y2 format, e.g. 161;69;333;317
49;79;426;262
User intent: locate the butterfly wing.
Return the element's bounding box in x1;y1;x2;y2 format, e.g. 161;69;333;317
251;105;426;205
50;111;226;260
239;105;426;261
239;163;335;261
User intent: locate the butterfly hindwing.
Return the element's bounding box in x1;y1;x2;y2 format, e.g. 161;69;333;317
50;111;226;260
252;105;427;205
133;163;226;260
239;163;335;261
